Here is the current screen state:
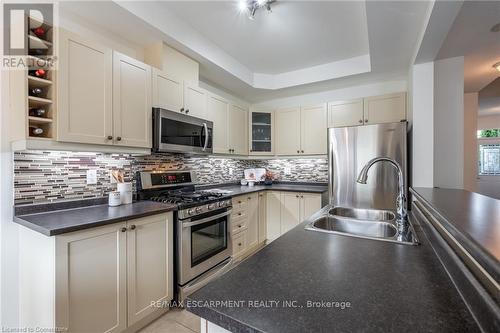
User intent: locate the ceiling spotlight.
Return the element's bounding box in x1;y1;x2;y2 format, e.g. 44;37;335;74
237;0;276;20
493;62;500;72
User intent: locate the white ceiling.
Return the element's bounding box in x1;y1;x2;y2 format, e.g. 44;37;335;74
162;1;369;74
63;1;430;102
437;0;500;93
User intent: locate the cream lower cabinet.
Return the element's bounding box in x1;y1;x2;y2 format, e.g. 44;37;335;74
19;213;173;333
231;193;260;259
266;191;322;241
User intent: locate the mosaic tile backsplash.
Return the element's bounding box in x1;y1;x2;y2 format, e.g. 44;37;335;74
14;151;328;205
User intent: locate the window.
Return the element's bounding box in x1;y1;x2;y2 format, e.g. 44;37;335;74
478;144;500;175
477;129;500;138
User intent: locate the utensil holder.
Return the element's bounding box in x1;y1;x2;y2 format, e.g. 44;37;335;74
117;182;132;204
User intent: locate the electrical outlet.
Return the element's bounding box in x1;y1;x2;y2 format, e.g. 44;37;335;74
86;169;97;185
229;168;234;176
284;167;292;175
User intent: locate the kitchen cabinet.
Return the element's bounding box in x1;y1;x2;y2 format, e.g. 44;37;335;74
300;104;327;154
266;191;323;241
58;30;113;145
275;104;327;155
152;68;183;112
246;194;259;250
266;191;282;241
281;192;302;234
258;192;267;243
206;93;248;155
327;93;406;128
249;109;274;155
58;31;152;148
328;99;364;128
232;231;247;258
230;193;260;259
19;212;173;333
126;214;173;326
207;94;229;154
151;72;206;118
275;107;301;155
363;92;406;125
228;104;248;155
184;83;207;118
113;52;152;148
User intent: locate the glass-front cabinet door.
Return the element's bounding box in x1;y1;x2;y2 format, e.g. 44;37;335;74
249;109;274;155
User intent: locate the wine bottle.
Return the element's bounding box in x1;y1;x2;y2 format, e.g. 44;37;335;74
30;88;43;97
32;27;46;38
28;69;46;78
29;126;44;136
29;108;46;118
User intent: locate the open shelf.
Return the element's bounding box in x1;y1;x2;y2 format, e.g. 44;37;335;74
28;116;53;124
28;75;52;87
28;96;53;106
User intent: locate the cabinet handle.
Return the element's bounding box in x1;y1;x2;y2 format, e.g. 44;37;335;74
238;200;242;204
238;243;242;246
121;227;127;232
107;135;113;140
301;195;304;198
238;225;242;228
301;150;304;153
186;109;189;114
297;150;300;153
365;119;368;123
116;137;122;141
238;212;242;216
296;195;299;198
247;197;251;200
180;108;184;112
130;224;136;230
358;120;363;124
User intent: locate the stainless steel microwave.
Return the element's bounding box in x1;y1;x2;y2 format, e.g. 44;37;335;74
153;108;213;154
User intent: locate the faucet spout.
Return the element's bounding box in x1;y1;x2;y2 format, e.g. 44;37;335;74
356;157;406;225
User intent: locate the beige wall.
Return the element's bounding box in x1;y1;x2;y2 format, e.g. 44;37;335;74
463;93;478;192
477;114;500;130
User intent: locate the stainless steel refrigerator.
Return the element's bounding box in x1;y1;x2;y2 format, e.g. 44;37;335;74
328;122;407;210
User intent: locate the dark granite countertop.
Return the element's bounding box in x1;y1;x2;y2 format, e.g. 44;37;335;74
186;207;479;332
411;187;500;283
198;182;328;196
14;201;177;236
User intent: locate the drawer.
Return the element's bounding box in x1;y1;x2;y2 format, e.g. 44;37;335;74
231;217;247;234
232;196;248;212
231;209;247;221
232;230;247;257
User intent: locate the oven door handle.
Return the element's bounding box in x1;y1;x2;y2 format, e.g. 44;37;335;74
182;209;232;228
201;122;209;152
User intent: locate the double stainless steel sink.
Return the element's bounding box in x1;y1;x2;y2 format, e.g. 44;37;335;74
305;206;419;245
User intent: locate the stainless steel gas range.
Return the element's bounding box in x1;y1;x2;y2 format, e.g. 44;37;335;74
136;170;233;301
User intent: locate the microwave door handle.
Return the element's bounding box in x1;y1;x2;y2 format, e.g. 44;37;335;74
202;123;209;151
182;209;232;228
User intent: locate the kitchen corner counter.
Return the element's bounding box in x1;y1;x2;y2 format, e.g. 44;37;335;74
14;201;177;236
200;182;328;196
186;207;480;332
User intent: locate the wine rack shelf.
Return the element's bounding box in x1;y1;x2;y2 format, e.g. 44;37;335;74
26;15;56;140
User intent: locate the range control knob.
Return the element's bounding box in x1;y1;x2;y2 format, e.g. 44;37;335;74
208;203;216;210
218;201;225;208
195;206;203;214
187;208;195;216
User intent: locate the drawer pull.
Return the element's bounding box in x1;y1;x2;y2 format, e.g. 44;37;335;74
238;212;242;216
129;224;136;230
238;225;242;228
121;227;127;232
238;243;242;246
238;200;242;204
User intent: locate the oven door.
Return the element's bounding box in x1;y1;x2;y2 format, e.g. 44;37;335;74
178;209;232;285
153;108;213;154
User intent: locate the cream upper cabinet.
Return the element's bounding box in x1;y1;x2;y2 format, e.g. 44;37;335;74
113;52;152;148
363;92;406;125
206;94;229;154
152;68;183;112
245;194;259;250
266;191;282;242
275;107;301;155
300;104;327;155
127;214;173;326
249;109;274;155
281;192;301;234
184;83;207;118
327;99;364;128
55;223;127;333
228;104;248;155
300;193;322;220
58;30;113;145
